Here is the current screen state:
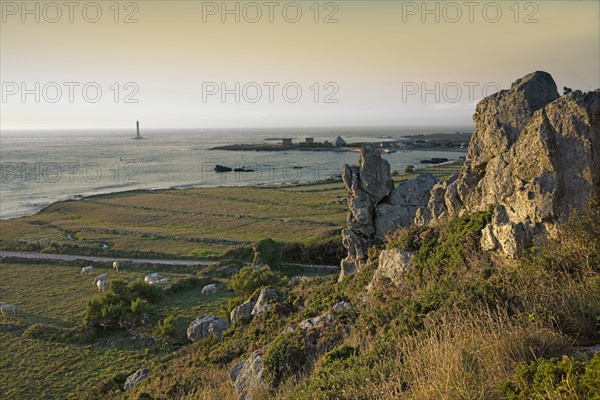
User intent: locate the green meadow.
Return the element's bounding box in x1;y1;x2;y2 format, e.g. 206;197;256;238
0;261;236;399
0;181;349;260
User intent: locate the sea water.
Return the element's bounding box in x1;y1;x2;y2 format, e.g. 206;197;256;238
0;128;467;219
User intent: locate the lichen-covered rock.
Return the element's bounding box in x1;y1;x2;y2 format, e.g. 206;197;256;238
374;174;437;240
251;288;279;317
339;147;395;280
123;368;150;391
230;350;264;400
357;145;394;202
467;71;559;169
343;71;598;275
370;247;414;288
416;72;599;258
187;315;230;342
231;300;255;325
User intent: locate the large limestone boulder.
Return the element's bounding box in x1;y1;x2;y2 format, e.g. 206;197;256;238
357;145;394;202
339;147;395;280
230;350;264;400
187;315;230;342
374;174;437;240
231;300;255;325
123;368;150;391
416;72;599;258
468;71;559;169
370;248;414;288
343;72;598;277
251;288;279;317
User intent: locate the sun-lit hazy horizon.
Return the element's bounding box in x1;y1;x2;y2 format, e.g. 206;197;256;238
1;0;599;130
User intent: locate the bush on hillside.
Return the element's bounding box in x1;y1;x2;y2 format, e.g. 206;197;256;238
502;354;600;399
264;330;309;386
253;238;283;266
154;315;177;340
228;265;287;298
85;278;164;328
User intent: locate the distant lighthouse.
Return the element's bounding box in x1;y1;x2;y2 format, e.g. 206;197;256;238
135;120;142;139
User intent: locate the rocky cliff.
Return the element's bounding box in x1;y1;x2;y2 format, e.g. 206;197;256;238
339;148;437;280
340;71;600;279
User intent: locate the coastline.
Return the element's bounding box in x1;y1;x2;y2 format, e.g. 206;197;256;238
1;158;465;221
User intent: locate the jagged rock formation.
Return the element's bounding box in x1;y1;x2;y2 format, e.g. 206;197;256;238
416;71;600;257
187;315;230;342
340;147;436;280
231;300;255;325
340;71;599;280
251;288;280;317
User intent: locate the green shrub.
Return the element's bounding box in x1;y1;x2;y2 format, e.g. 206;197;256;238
128;278;164;303
502;354;600;399
253;238;283;266
130;297;151;314
154;315;177;339
163;277;206;295
321;344;359;367
228;265;286;298
263;330;309;386
85;278;164;328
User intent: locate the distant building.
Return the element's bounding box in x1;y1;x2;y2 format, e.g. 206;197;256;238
135;120;142;139
282;138;293;146
335;136;346;148
305;137;314;144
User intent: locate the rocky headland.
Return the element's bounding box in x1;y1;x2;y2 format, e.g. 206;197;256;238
340;71;600;280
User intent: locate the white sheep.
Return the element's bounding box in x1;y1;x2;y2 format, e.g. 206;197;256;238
96;280;106;292
144;273;160;283
1;304;18;316
201;284;217;295
112;261;120;271
81;266;94;275
149;278;169;286
93;274;108;285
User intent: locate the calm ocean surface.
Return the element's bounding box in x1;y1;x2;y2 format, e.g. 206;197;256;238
0;128;468;219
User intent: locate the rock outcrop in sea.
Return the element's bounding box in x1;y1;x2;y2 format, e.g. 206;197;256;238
340;71;600;280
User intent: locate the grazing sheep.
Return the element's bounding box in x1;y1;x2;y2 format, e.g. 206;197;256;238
81;266;94;275
1;304;18;316
144;273;160;283
96;280;106;292
201;284;217;295
112;261;120;271
93;274;108;285
149;278;169;286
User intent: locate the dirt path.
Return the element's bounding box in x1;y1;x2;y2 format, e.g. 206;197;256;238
0;251;339;271
0;251;215;267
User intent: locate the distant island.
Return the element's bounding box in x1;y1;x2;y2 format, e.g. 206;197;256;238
210;132;471;153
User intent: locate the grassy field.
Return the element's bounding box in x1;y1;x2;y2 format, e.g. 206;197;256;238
0;181;349;260
0;164;462;262
0;165;466;399
0;261;235;399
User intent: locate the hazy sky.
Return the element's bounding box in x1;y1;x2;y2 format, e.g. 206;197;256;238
1;0;599;130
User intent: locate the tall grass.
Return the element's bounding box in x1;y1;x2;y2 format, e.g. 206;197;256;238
372;310;568;400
